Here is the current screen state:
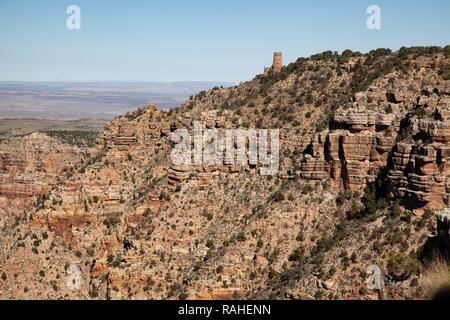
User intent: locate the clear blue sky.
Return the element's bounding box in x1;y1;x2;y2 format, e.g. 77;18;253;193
0;0;449;82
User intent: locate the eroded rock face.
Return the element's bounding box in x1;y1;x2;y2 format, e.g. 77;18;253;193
333;108;396;132
387;143;450;210
1;51;449;301
386;89;450;210
28;106;170;244
422;208;450;261
418;119;450;143
300;84;450;210
0;133;90;216
300;102;397;190
301;131;395;189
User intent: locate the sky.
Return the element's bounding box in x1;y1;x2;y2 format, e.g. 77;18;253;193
0;0;449;82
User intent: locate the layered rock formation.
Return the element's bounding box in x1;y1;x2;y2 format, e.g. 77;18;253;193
0;47;449;301
0;132;90;217
299;80;450;210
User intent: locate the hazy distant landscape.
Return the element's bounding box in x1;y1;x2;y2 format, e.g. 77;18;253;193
0;81;234;120
0;118;108;141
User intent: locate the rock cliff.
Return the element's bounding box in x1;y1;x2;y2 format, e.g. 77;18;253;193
0;46;449;300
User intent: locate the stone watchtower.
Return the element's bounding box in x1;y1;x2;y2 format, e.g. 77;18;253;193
263;52;283;76
272;52;282;73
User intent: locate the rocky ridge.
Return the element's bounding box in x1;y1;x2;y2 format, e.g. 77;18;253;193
0;46;449;300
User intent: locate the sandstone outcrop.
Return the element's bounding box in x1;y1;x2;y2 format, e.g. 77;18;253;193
1;48;449;301
300;103;397;190
300;80;450;210
0;133;90;216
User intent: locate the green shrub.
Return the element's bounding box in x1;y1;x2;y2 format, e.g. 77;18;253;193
387;253;422;280
237;232;247;242
363;184;377;215
288;246;306;263
336;191;346;206
43;131;98;148
270;191;285;202
179;292;188;300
